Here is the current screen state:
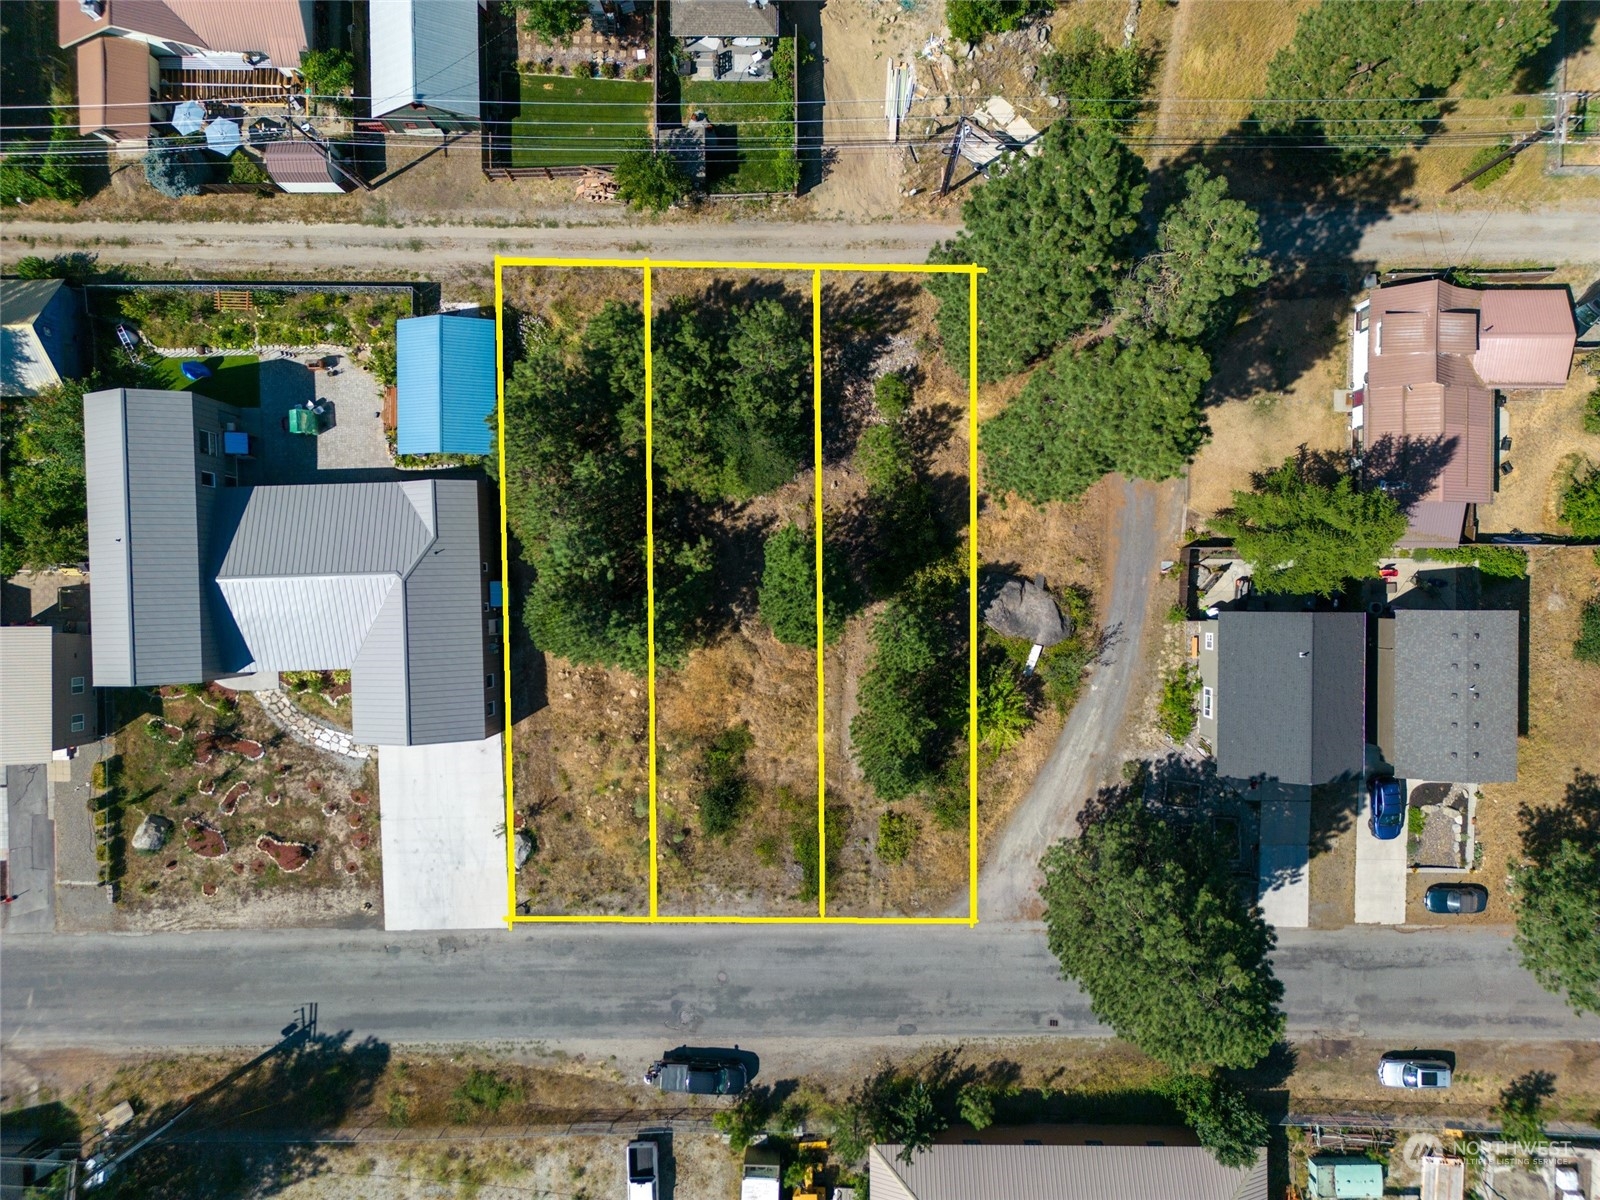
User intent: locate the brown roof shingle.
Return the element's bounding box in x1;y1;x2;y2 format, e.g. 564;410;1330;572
76;36;152;139
60;0;308;71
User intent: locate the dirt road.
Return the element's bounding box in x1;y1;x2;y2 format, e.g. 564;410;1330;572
976;477;1186;923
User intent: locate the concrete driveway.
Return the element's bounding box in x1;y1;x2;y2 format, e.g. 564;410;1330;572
1354;782;1408;925
378;735;507;931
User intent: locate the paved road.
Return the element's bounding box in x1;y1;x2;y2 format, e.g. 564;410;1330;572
976;478;1185;921
5;205;1600;274
1;925;1582;1051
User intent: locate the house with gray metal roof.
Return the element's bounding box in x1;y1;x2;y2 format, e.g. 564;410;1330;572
83;388;500;747
0;626;97;768
1376;609;1518;783
869;1128;1268;1200
369;0;481;131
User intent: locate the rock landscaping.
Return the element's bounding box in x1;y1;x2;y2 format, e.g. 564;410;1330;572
184;819;227;858
131;814;174;853
256;836;314;873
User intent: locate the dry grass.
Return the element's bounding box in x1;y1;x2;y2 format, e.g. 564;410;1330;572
1187;293;1353;521
1481;360;1600;535
1407;546;1600;924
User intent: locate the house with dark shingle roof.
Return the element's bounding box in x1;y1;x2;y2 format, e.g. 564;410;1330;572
1376;609;1518;783
83;388;501;746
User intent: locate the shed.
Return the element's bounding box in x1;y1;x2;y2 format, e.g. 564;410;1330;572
981;575;1069;647
75;35;153;142
1307;1155;1384;1199
263;138;352;194
396;315;497;456
1420;1154;1466;1200
2;278;84;397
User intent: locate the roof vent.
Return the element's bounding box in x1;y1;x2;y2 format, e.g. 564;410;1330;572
80;0;105;17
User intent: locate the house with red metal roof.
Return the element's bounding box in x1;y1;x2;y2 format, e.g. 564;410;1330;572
1345;279;1577;547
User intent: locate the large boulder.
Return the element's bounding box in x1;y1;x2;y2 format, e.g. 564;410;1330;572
981;574;1071;647
132;813;174;853
515;830;536;869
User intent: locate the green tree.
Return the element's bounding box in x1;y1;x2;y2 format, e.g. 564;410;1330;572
1559;463;1600;538
758;523;857;647
1117;166;1270;344
956;1081;1016;1131
1258;1;1558;162
143;137;212;198
926;121;1146;380
848;1071;948;1164
1511;802;1600;1016
298;47;356;97
613;147;692;212
0;112;89;205
0;379;90;574
1039;25;1155;122
1212;458;1408;597
983;338;1212;503
851;561;967;801
946;0;1052;44
505;0;587;42
1161;1073;1271;1168
1040;799;1286;1070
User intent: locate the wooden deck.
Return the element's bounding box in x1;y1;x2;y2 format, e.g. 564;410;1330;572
159;68;294;104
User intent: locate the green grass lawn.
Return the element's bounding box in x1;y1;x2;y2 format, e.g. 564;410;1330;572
680;70;796;194
511;74;651;167
148;355;261;407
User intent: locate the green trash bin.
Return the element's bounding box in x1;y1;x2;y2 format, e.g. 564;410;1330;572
288;407;319;436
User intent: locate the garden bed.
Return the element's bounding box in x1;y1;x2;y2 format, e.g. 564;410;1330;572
101;685;379;928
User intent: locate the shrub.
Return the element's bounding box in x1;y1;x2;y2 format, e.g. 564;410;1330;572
698;725;755;838
613;146;691;211
946;0;1052;44
1468;140;1515;189
876;810;917;864
143;138;212;198
1584;386;1600;435
507;0;587;42
1158;664;1199;741
226;150;269;185
1575;598;1600;666
956;1081;1016;1131
1560;463;1600;538
1040;25;1156;122
450;1069;524;1121
795;805;845;902
1416;545;1528;579
978;664;1032;751
873;372;913;423
758;523;858;646
299;47;356;97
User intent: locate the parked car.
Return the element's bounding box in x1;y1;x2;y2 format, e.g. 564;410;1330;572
1378;1056;1452;1089
645;1055;749;1096
1424;883;1489;914
626;1138;659;1200
1368;776;1405;840
1574;283;1600;332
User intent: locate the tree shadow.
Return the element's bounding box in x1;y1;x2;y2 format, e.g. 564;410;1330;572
108;1031;390;1198
1518;769;1600;864
1500;1068;1557;1112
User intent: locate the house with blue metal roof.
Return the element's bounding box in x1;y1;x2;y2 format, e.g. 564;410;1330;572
395;314;497;457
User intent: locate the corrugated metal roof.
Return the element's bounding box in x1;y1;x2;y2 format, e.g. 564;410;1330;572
1215;611;1365;787
1384;609;1518;783
352;585;411;745
396;315;497;455
869;1142;1269;1200
217;482;434;579
1474;289;1575;387
218;573;402;671
0;628;55;767
262;139;347;191
1396;501;1468;548
369;0;481;120
84;389;226;686
76;37;151;138
671;0;782;37
60;0;309;71
1;279;66;328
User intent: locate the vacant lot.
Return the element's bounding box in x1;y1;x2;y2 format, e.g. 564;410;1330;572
511;74;652;168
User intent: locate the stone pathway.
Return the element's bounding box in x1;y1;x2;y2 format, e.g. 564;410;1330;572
253;691;374;761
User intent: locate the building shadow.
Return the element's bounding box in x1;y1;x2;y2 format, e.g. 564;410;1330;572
790;0;825;193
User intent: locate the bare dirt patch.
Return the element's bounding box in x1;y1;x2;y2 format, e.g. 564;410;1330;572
1480;360;1600;535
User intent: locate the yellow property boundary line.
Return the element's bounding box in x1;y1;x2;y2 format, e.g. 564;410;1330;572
495;257;983;926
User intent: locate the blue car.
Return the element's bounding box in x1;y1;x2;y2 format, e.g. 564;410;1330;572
1368;776;1405;840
